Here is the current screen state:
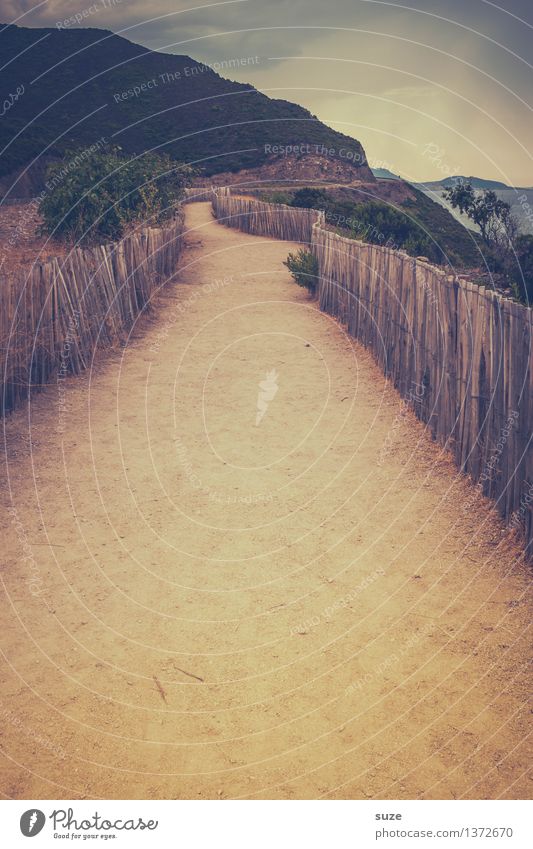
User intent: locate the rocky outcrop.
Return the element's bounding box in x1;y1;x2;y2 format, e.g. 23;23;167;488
193;152;375;188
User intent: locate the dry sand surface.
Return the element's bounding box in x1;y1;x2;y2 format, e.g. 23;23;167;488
0;202;531;800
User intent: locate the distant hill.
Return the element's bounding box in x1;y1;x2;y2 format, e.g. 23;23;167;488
373;172;533;192
372;167;402;180
0;24;372;195
416;176;512;191
413;177;533;236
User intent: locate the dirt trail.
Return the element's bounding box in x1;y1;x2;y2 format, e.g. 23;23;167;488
1;202;530;800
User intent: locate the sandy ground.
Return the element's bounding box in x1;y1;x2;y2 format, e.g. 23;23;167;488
0;202;531;801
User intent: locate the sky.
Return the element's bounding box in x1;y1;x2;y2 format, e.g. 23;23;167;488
1;0;532;185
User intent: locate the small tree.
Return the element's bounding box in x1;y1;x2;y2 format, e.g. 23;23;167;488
444;183;517;250
444;182;533;304
284;249;319;293
40;147;193;244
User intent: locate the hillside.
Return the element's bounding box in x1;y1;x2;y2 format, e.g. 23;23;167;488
417;176;512;191
0;23;492;263
402;185;482;265
262;182;483;268
372;167;402;180
0;23;372;194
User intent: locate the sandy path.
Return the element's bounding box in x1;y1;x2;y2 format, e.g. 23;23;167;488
1;202;531;801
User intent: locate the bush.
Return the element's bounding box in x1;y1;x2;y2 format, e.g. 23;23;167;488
291;187;328;209
347;201;442;262
284;249;319;293
39;147;193;244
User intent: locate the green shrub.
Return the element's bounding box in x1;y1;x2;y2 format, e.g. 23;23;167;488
347;201;443;262
39;147;193;245
284;249;319;293
291;188;328;209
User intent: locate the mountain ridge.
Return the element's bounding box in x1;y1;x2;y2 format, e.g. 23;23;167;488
413;176;533;192
0;23;373;194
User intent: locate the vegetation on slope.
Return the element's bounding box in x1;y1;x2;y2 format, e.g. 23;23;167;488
39;148;192;244
0;24;369;182
263;186;483;268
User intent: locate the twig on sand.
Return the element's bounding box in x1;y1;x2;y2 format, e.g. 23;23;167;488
29;542;66;547
175;666;204;683
152;675;167;703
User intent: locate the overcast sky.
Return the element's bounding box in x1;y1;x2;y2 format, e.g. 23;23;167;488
2;0;532;184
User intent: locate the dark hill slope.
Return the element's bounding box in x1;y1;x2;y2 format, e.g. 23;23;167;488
0;24;372;187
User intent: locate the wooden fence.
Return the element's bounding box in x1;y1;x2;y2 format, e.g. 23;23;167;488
212;189;533;557
212;189;321;244
183;187;216;204
1;214;184;416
